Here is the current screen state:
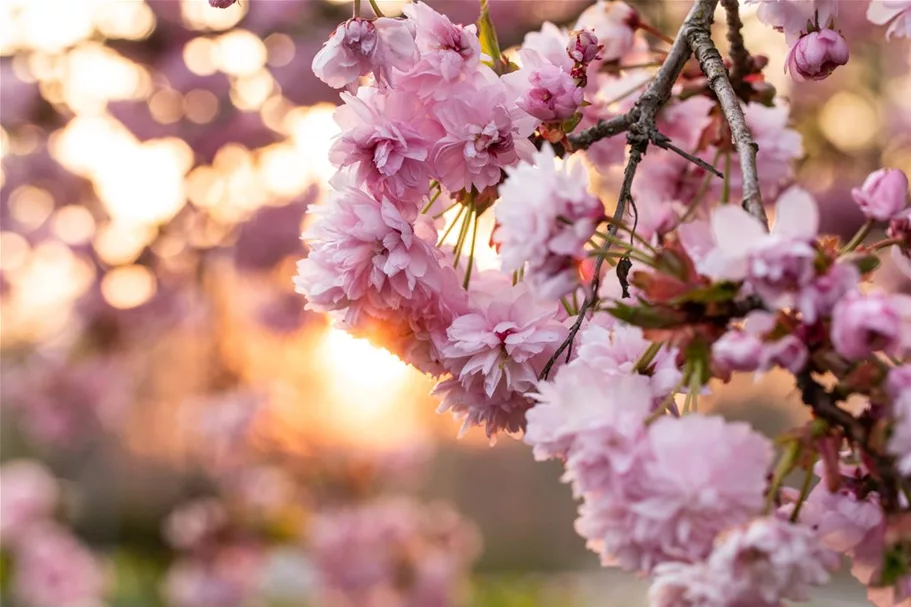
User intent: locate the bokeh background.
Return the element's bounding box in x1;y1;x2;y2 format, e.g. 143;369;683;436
0;1;909;606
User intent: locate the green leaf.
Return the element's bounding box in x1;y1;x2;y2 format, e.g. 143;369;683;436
669;281;741;306
879;545;910;586
608;303;685;329
477;0;503;69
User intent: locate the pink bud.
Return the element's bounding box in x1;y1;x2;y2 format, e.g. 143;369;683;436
567;29;602;64
518;66;584;122
209;0;237;7
712;329;763;373
762;335;809;373
575;1;639;62
852;168;910;221
831;291;904;360
887;365;911;401
785;29;849;82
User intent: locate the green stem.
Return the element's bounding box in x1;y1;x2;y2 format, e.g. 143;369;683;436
368;0;385;17
765;441;801;514
560;297;574;316
421;186;443;214
633;341;663;374
679;148;722;223
789;465;815;522
437;203;466;246
840;219;875;254
453;200;474;267
354;0;361;17
646;364;690;424
688;360;701;413
463;210;480;289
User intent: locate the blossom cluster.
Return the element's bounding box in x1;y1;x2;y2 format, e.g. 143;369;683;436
298;0;911;604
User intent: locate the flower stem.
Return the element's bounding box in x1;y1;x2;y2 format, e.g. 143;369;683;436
646;366;689;424
789;465;815;522
438;203;466;246
840;219;875;254
765;441;801;514
638;20;675;45
679;147;722;223
368;0;384;17
354;0;360;17
633;341;663;374
463;210;480;289
721;150;732;204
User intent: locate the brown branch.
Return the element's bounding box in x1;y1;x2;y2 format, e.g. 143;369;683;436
796;369;904;512
685;13;770;230
721;0;753;100
650;130;723;178
539;0;719;380
567;114;633;150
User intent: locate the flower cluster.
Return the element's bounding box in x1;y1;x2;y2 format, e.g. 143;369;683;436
301;0;911;605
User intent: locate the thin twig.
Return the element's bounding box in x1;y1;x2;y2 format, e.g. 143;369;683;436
567;114;633;150
650;130;723;178
685;13;770;230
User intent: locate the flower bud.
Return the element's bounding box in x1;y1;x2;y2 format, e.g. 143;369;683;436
785;29;849;82
209;0;237;7
567;29;602;64
575;1;639;62
852;168;910;221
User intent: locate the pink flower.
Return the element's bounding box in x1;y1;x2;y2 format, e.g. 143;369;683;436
0;460;58;547
651;518;839;607
712;328;763;374
525;367;653;472
396;2;485;99
435;277;565;438
13;524;106;607
701;186;820;310
329;89;441;204
577;415;773;571
851;168;910;222
514;62;584;122
830;291;910;360
572;321;682;401
574;0;640;62
493;145;602;299
761;334;809;373
294;187;450;326
312;17;418;90
795;262;860;325
887;365;911;400
797;483;884;553
521;22;574;71
430;81;536;192
785;29;849;83
309;498;479;607
749;0;840;44
868;0;911;39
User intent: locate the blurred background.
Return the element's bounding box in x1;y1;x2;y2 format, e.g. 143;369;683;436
0;1;908;606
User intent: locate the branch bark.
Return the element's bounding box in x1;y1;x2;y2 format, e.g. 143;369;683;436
539;0;718;380
721;0;753;100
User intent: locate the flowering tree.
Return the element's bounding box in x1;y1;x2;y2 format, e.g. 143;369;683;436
288;0;911;604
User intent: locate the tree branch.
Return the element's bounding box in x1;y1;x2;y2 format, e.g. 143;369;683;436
567;114;633;150
721;0;752;100
685;16;770;230
539;0;719;380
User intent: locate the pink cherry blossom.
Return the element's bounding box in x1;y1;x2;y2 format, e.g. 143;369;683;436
786;29;849;82
163;545;263;607
163;499;229;552
396;1;486;99
712;328;764;374
329;89;441;204
574;0;640;62
701;186;820;309
749;0;840;44
493;145;602;299
851;168;910;221
651;518;839;607
435;277;565;438
312;18;418;90
430;81;536;193
868;0;911;39
521;22;574;71
830;291;911;360
576;415;773;572
0;460;59;547
512;60;584;122
13;524;107;607
525;366;653;470
294;187;449;327
795;261;860;325
797;482;884;553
